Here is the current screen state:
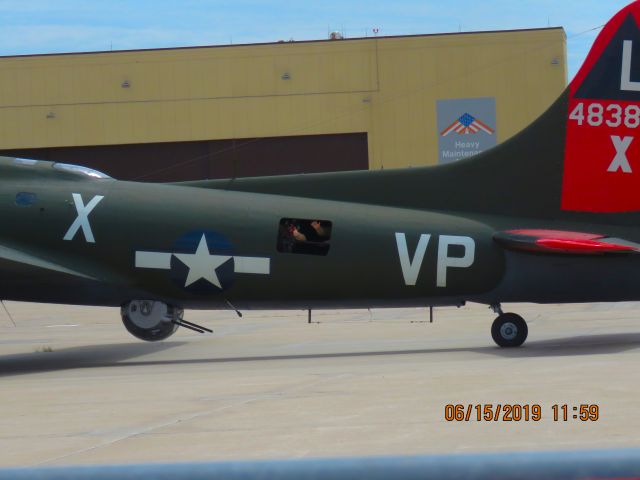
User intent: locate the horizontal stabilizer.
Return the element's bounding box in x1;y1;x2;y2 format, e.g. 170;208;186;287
493;229;640;255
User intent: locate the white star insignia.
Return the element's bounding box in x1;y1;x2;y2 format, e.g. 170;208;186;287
135;234;270;289
173;234;232;288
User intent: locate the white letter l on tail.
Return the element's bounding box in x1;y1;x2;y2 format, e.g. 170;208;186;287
621;40;640;91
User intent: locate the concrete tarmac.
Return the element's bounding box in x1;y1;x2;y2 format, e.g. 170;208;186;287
1;301;639;467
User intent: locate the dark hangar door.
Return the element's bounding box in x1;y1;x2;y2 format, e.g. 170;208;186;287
0;132;369;182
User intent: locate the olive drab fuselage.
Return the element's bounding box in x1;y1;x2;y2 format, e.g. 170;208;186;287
0;163;507;309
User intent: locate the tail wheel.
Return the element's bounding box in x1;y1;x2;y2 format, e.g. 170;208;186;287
491;312;528;348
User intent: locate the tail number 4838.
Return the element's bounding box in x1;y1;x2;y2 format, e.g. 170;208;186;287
569;102;640;129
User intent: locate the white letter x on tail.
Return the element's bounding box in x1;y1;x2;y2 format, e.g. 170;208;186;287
63;193;104;243
608;135;633;173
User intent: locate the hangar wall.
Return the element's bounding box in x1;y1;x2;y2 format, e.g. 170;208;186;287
0;27;566;180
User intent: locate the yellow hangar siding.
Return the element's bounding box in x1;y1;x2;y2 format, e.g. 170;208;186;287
0;27;566;178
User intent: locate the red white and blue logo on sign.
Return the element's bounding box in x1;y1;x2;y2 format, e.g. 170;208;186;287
440;113;495;137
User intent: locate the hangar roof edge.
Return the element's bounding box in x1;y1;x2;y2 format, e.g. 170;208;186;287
0;26;565;60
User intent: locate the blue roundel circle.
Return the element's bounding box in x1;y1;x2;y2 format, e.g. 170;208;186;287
169;231;235;294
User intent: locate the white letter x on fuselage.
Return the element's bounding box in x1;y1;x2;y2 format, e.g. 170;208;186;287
63;193;105;243
608;135;633;173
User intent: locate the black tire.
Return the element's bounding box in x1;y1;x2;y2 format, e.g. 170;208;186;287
120;301;181;342
491;312;528;348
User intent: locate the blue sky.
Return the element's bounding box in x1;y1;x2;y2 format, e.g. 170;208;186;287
0;0;634;79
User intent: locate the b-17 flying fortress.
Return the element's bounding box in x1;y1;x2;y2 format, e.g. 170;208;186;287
3;2;640;348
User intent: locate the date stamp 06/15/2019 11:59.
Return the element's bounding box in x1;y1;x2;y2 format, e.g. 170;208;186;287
444;404;600;423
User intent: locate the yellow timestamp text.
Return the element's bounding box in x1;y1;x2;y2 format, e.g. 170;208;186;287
444;404;600;422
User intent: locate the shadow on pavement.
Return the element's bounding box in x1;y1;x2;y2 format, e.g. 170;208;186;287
0;342;185;377
2;332;639;377
485;332;640;358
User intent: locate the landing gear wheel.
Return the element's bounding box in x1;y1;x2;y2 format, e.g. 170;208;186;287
121;300;182;342
491;313;528;348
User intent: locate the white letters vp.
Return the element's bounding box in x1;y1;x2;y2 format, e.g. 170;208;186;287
396;232;476;288
63;193;104;243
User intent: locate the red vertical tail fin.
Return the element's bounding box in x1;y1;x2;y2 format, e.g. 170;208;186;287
563;1;640;212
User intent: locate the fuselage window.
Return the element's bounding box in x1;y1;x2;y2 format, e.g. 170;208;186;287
13;158;39;166
52;163;112;179
277;218;332;256
15;192;37;207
